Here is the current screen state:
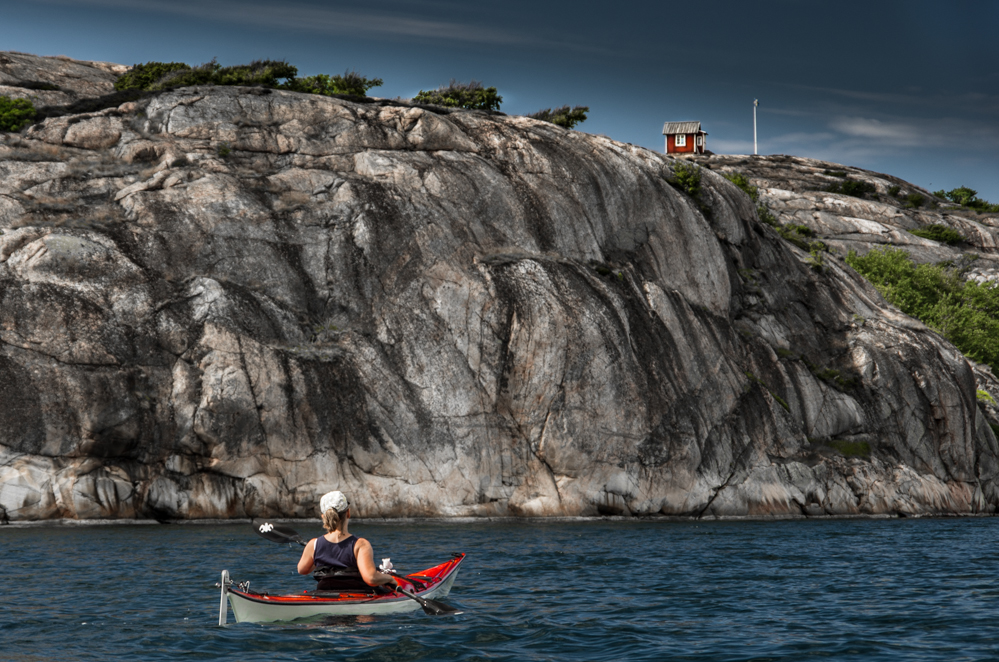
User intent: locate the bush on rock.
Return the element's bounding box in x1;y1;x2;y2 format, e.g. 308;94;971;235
909;224;964;245
114;59;381;97
527;105;589;129
668;161;702;200
413;80;502;111
0;96;36;131
847;246;999;373
114;61;192;91
933;186;999;213
285;70;383;97
722;172;759;202
825;179;877;199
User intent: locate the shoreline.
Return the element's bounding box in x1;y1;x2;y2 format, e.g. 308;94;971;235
2;511;995;528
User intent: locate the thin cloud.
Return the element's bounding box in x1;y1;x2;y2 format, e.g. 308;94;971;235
786;83;925;107
24;0;616;54
710;132;836;157
733;114;999;170
829;115;999;150
768;131;838;146
828;117;926;147
757;106;818;118
780;82;999;116
26;0;530;46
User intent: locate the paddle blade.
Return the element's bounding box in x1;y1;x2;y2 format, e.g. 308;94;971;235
252;520;307;546
396;587;463;616
420;598;463;616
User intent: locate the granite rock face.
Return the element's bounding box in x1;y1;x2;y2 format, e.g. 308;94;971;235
704;154;999;269
0;51;125;108
2;53;998;521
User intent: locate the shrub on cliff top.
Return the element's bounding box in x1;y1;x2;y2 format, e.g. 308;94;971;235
527;105;589;129
932;186;999;213
148;59;298;90
939;186;979;207
285;70;383;97
0;96;37;131
114;59;385;100
114;61;191;91
115;59;295;91
413;80;502;111
722;172;759;202
846;246;999;373
668;161;702;200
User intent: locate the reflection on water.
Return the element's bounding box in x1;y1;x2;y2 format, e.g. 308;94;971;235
1;518;998;661
295;613;379;628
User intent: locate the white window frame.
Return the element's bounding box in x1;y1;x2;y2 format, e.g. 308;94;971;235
696;135;703;146
675;134;687;147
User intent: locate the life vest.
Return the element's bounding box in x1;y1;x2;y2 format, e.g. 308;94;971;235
312;535;371;591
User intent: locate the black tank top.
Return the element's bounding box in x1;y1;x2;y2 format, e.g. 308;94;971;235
314;535;358;570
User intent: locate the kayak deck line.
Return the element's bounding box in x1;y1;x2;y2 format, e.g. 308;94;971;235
219;552;464;624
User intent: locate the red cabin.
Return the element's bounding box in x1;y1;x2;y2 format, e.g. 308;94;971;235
663;121;707;154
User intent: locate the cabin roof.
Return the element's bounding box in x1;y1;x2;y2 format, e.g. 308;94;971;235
662;121;705;135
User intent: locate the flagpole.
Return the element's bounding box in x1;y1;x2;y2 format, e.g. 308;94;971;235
753;99;758;155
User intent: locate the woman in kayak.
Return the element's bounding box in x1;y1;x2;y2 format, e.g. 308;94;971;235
297;490;399;590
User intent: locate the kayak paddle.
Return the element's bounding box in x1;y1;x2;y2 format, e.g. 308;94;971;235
249;519;462;616
392;583;462;616
252;519;308;546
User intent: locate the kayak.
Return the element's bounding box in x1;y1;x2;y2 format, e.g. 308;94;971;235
218;552;465;624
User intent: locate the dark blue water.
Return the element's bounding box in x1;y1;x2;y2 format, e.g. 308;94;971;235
2;518;998;661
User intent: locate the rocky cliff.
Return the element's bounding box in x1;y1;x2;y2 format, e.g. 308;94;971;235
2;53;998;521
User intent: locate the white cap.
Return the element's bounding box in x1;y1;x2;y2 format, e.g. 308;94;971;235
319;490;349;514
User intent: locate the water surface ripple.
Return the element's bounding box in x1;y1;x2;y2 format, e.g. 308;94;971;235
2;518;998;661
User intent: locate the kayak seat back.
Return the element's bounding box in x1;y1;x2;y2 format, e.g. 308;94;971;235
313;565;377;592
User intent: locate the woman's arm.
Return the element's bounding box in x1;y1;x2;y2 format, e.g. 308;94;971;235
355;538;399;587
297;539;317;575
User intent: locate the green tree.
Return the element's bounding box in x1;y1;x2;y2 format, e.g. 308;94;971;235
152;59;298;90
413;80;502;111
945;186;979;206
114;61;192;91
933;186;999;212
527;105;589;129
114;59;298;91
285;70;383;97
0;96;36;131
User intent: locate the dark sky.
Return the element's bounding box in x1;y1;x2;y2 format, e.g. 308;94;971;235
6;0;999;200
